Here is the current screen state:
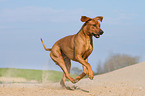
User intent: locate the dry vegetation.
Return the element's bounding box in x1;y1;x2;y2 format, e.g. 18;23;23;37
96;53;140;74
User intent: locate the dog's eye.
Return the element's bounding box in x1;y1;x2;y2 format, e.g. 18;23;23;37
93;24;96;27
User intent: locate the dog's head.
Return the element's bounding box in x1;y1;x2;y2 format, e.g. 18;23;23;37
81;16;104;38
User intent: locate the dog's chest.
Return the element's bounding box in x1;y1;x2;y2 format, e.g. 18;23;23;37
85;40;92;49
83;39;93;56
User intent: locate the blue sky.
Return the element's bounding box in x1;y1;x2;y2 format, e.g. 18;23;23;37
0;0;145;72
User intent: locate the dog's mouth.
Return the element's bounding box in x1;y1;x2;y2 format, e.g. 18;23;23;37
92;33;101;38
92;30;104;38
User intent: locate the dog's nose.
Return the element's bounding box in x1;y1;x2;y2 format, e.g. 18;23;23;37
99;30;104;35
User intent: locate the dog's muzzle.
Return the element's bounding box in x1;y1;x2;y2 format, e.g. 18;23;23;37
92;30;104;38
100;30;104;35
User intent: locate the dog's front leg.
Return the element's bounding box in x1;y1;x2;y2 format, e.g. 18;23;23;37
76;56;94;80
75;59;88;81
75;65;87;81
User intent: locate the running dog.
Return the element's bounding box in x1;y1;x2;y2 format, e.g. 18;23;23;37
41;16;104;88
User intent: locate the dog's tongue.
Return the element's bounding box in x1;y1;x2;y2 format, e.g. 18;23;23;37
92;33;100;38
96;34;100;38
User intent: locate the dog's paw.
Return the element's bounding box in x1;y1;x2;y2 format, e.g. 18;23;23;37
88;74;94;80
89;76;94;80
72;79;79;84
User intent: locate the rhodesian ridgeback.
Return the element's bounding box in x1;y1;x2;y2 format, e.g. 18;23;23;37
41;16;104;88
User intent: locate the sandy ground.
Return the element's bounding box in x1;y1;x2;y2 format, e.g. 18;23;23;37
0;61;145;96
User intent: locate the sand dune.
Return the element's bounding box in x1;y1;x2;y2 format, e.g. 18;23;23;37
0;61;145;96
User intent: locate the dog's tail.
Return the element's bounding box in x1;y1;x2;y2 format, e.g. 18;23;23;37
41;38;52;51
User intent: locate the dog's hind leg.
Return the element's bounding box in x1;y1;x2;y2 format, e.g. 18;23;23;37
50;47;76;84
60;53;71;87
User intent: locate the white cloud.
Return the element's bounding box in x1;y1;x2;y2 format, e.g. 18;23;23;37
1;7;136;26
0;7;85;23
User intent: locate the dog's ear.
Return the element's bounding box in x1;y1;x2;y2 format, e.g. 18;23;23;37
94;16;103;22
81;16;91;22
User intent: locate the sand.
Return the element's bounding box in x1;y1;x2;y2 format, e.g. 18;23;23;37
0;61;145;96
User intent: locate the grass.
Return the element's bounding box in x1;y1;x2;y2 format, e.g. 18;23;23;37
0;68;76;82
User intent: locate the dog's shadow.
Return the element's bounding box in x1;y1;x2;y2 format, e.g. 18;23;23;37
66;85;89;93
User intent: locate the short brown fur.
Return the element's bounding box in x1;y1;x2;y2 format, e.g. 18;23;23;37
41;16;104;88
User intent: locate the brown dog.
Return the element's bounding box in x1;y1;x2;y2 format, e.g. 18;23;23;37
41;16;104;87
